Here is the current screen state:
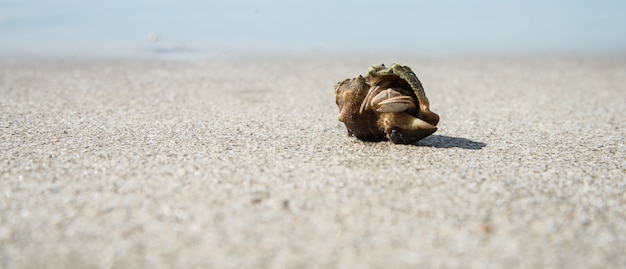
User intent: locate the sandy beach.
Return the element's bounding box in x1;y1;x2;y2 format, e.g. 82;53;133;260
1;55;625;268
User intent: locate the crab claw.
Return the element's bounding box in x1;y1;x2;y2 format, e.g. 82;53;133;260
384;113;436;131
380;113;438;143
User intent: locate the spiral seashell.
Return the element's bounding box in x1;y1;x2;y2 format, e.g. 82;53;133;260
335;63;439;144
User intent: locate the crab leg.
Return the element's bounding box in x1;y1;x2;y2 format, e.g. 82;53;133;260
368;88;416;113
375;96;415;112
359;85;380;114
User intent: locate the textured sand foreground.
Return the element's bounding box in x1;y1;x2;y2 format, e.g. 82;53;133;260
1;56;625;268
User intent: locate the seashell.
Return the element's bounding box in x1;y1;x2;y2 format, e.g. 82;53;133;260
335;63;439;144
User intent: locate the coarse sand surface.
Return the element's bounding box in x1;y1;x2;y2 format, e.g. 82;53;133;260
1;55;625;268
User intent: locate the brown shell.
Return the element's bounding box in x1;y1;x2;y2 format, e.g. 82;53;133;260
334;63;439;144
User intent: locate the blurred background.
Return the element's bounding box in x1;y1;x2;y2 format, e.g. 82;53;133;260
1;0;625;57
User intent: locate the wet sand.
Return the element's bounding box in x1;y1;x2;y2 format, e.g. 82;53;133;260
1;55;625;268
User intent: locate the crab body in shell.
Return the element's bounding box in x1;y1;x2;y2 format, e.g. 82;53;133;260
334;63;439;144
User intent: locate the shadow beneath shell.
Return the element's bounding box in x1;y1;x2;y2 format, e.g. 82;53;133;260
417;135;486;150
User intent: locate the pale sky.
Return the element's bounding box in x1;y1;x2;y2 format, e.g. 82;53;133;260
1;0;625;56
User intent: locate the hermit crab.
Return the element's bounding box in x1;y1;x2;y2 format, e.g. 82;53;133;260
334;63;439;144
